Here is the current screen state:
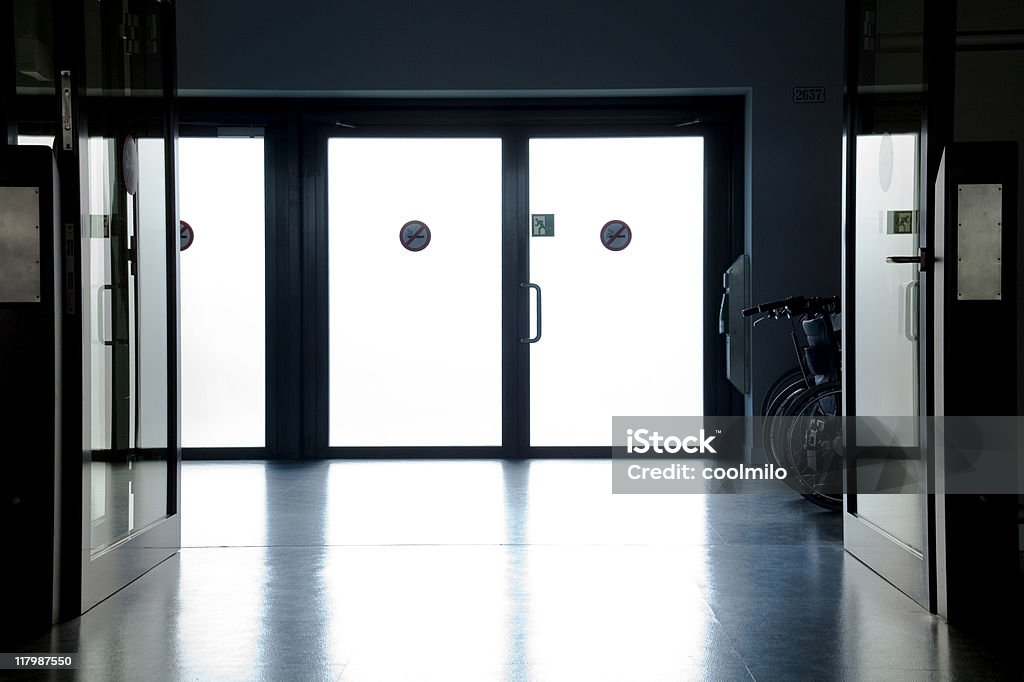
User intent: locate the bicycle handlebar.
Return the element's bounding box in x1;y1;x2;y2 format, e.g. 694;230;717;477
741;296;802;317
741;295;839;318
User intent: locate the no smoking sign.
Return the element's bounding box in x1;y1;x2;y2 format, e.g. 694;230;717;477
180;220;195;251
399;220;431;252
600;220;632;251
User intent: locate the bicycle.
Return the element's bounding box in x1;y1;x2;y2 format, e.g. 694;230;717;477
742;296;843;511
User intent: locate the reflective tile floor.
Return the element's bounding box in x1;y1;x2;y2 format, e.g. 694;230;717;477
7;460;1021;681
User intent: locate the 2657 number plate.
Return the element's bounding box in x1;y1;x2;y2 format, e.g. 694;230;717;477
792;86;826;103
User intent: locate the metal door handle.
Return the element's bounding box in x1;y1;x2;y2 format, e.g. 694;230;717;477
886;247;929;272
101;284;114;346
521;282;542;343
903;280;919;342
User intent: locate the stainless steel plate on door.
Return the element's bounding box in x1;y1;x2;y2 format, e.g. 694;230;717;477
0;186;41;303
956;183;1002;301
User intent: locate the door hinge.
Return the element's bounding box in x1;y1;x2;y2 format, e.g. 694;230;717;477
60;71;73;151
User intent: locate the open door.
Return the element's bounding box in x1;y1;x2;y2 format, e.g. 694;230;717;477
74;0;180;612
3;0;180;630
842;0;933;609
57;0;181;613
844;0;1021;628
930;142;1019;630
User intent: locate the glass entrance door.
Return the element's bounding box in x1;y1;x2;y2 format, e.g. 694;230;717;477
324;131;714;454
83;133;170;552
843;0;932;611
74;0;180;611
850;131;925;550
526;137;705;447
327;137;503;448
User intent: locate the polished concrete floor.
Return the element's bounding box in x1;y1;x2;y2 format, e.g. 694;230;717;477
8;460;1020;680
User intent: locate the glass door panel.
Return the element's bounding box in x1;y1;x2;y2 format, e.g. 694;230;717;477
83;136;115;460
134;136;169;453
179;137;266;447
854;132;920;442
80;128;170;553
327;138;502;447
74;0;178;611
852;132;923;552
843;0;931;611
528;137;704;447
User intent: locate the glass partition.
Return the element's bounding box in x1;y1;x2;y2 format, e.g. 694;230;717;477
528;137;705;446
81;130;170;552
78;0;175;561
178;137;266;448
853;132;919;443
327;138;503;447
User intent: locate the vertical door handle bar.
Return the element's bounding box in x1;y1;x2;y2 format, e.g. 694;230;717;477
520;282;542;343
904;280;919;342
101;284;114;346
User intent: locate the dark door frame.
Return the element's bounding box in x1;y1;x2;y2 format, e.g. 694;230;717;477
175;97;745;459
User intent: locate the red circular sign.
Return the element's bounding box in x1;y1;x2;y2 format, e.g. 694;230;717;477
399;220;431;252
600;220;632;251
180;220;195;251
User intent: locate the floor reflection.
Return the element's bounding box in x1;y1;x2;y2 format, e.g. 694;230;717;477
324;460;506;545
502;461;530;681
181;462;267;546
9;459;1019;680
179;464;268;679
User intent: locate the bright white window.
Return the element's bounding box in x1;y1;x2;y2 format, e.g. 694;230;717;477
528;137;705;446
179;137;266;447
327;138;503;447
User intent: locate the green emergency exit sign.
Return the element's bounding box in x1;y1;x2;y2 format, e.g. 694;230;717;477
531;214;555;237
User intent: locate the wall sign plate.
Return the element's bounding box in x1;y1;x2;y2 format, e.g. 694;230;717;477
600;220;632;251
400;220;431;252
792;86;826;103
531;214;555;236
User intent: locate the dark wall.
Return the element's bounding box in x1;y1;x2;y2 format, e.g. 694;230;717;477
176;0;846;416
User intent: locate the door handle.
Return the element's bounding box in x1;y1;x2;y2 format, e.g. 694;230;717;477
886;247;929;272
903;280;919;342
520;282;542;344
100;284;114;346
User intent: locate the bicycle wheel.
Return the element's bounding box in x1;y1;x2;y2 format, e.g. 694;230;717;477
765;375;814;470
779;382;843;511
760;367;805;417
761;370;810;468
